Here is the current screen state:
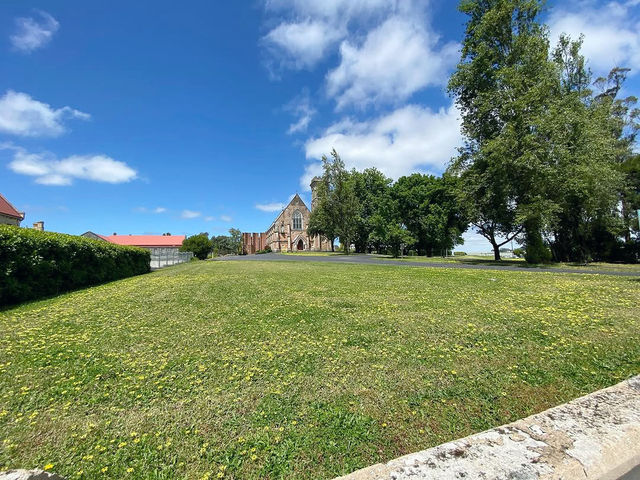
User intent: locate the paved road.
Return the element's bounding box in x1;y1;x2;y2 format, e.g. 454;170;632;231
214;253;640;277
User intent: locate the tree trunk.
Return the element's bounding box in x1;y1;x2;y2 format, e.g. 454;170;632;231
492;241;501;261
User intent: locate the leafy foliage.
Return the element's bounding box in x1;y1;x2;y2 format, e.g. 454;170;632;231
309;152;466;257
0;225;149;305
448;0;637;263
180;233;212;260
308;150;360;254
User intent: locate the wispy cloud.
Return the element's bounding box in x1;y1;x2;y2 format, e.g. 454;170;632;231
2;144;137;186
10;10;59;53
134;206;167;214
220;215;232;222
181;210;201;219
255;202;286;212
0;90;90;137
285;89;316;134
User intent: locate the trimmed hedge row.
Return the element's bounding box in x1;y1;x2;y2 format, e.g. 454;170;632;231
0;225;150;306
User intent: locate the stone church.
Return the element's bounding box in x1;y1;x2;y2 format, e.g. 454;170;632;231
242;177;332;254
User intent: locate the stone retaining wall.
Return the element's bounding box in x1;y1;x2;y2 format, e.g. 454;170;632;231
336;376;640;480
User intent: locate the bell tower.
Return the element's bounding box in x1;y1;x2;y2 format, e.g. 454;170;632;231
310;176;322;211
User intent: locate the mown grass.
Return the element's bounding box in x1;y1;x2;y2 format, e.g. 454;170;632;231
1;260;639;479
281;251;640;273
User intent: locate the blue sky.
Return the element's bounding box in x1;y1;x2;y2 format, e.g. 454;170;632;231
1;0;639;252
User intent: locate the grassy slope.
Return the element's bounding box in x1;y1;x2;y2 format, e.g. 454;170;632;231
1;261;639;479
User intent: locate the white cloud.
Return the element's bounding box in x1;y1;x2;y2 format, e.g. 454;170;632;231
2;144;137;186
154;207;167;214
327;17;458;109
261;0;429;72
10;10;59;53
256;202;286;212
301;103;462;189
263;20;344;70
0;90;90;137
204;216;215;222
220;215;232;222
181;210;201;219
547;0;640;74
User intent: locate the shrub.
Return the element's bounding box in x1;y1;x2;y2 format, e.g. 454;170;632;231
180;233;211;260
0;226;150;306
454;251;467;256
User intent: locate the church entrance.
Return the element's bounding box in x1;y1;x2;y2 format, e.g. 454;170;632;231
296;239;304;251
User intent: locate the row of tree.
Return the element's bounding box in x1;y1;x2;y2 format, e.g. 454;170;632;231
310;0;639;263
448;0;639;263
180;228;242;260
309;150;466;257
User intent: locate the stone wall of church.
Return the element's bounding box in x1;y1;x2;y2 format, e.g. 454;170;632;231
242;191;332;254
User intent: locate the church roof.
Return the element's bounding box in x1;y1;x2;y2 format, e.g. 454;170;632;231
269;194;308;228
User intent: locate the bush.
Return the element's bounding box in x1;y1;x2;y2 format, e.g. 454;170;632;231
256;246;272;254
0;225;150;306
454;251;467;256
180;233;211;260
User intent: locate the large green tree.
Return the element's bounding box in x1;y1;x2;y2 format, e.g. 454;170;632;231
392;174;466;256
180;233;211;260
448;0;634;264
308;150;361;254
448;0;556;262
542;38;625;262
228;228;242;255
351;168;392;253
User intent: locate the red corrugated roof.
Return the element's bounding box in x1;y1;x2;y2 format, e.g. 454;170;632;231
0;193;24;220
105;235;185;247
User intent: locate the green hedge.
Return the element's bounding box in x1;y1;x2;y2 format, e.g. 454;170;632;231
0;225;150;306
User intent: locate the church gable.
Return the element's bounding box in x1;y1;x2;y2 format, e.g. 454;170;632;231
242;188;331;253
281;193;311;217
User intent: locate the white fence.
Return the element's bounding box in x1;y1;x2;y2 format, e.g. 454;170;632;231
149;247;193;269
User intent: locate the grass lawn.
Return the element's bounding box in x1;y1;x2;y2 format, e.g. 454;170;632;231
370;253;640;273
1;261;639;479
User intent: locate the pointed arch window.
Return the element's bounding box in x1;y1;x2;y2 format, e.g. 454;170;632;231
292;210;303;230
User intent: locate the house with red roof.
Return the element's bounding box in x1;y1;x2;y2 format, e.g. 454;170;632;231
0;193;25;226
